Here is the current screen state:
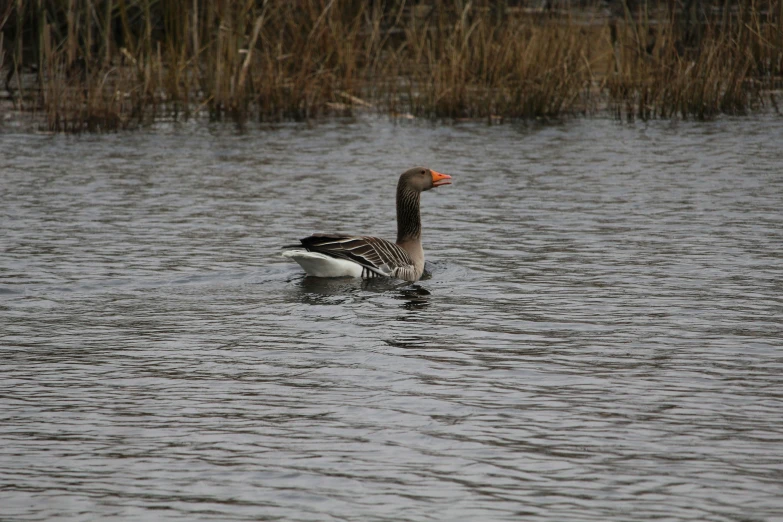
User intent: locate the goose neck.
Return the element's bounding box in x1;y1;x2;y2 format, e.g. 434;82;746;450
396;184;421;244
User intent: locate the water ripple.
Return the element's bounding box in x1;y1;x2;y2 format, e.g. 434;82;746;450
1;117;782;521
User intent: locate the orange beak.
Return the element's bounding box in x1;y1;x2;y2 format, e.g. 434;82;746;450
431;170;452;187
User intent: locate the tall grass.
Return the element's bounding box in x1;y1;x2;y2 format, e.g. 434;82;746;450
0;0;781;131
384;4;594;119
606;0;782;119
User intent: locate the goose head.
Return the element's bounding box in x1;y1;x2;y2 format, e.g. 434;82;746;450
400;167;452;192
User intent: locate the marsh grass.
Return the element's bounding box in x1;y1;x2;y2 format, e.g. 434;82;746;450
383;5;594;119
606;0;782;119
1;0;781;131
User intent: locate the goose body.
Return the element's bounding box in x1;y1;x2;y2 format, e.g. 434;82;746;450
282;167;452;282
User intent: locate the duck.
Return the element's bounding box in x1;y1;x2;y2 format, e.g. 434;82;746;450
282;167;452;282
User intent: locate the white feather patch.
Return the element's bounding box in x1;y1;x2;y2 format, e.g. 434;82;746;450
282;250;363;278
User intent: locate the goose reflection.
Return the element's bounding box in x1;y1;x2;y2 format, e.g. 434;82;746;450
291;274;431;309
292;275;362;305
394;284;431;311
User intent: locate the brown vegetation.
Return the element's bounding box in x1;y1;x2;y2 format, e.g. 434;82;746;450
605;0;783;119
0;1;781;131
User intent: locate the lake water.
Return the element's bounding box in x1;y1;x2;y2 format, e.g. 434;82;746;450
1;116;782;521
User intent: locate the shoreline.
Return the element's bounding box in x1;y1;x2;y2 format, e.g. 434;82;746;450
2;99;780;136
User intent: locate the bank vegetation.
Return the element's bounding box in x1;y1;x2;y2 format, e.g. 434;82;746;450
1;0;781;131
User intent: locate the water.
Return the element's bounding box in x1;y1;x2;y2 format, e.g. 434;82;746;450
1;116;782;522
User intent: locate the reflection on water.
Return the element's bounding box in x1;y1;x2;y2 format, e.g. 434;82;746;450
296;273;431;311
1;116;783;522
395;285;431;311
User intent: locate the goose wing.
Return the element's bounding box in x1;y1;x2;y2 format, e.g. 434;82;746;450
299;234;414;278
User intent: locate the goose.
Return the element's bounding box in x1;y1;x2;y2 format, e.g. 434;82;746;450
282;167;452;282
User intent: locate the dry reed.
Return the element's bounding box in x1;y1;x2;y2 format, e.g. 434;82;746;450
0;0;780;131
605;0;781;119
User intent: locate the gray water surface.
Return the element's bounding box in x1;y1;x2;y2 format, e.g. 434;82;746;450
1;117;782;521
